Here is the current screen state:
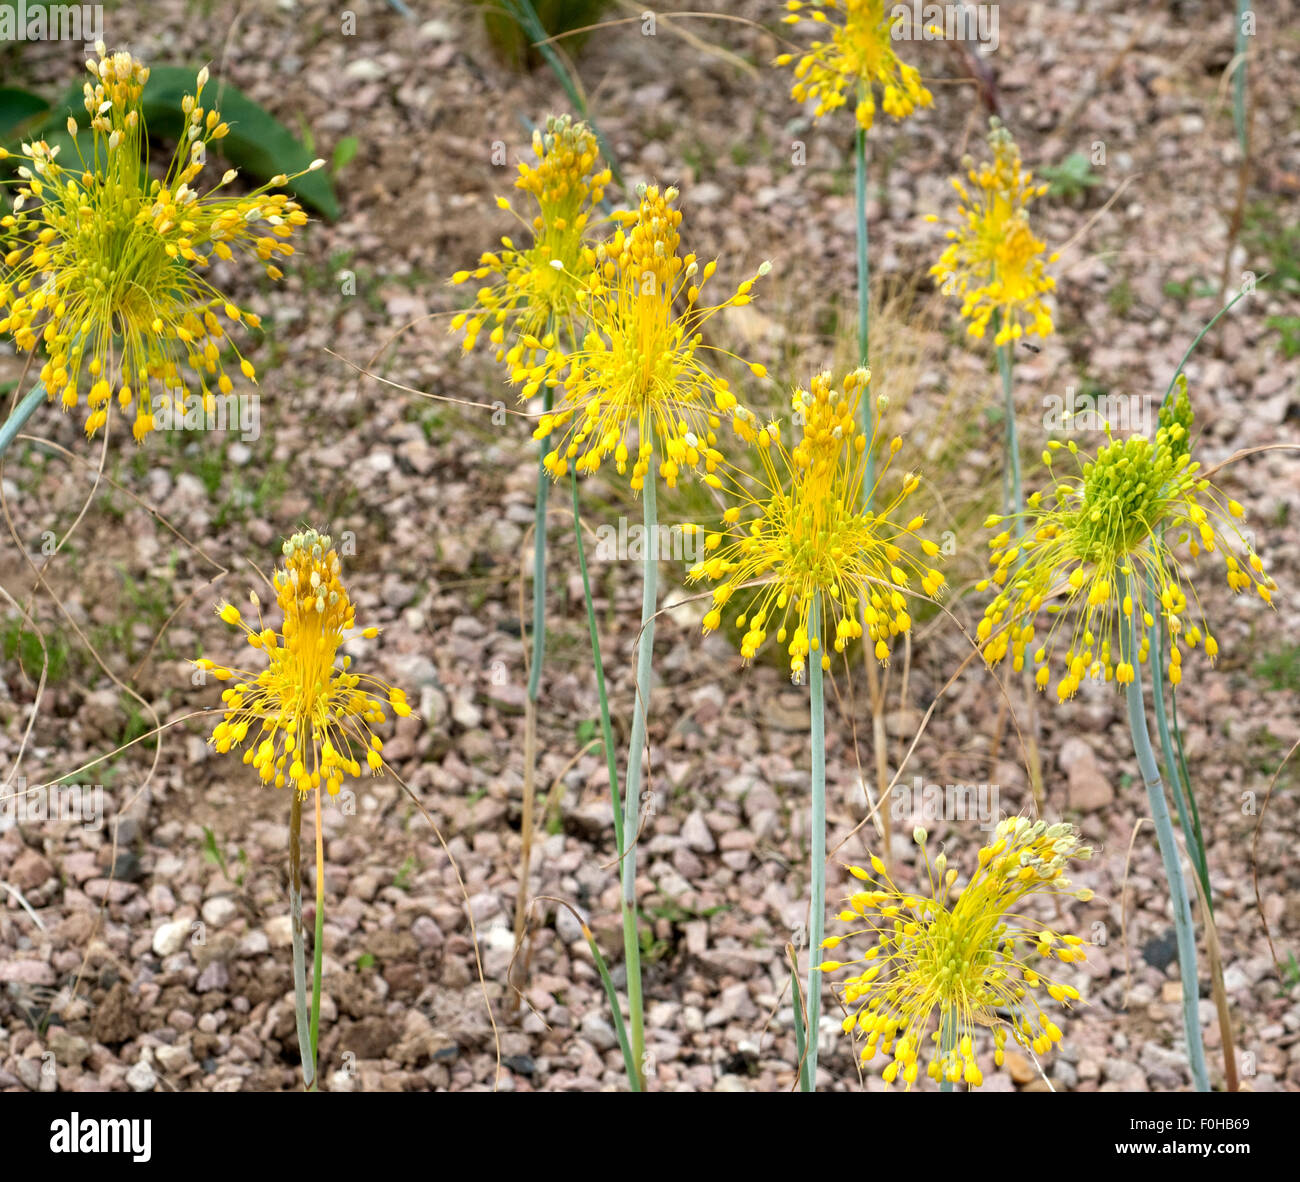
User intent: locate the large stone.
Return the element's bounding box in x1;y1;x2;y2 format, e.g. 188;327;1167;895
1059;738;1114;811
681;810;716;854
153;919;190;958
9;848;53;891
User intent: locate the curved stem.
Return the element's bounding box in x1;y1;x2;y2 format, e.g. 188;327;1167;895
0;383;46;459
802;594;826;1092
621;476;657;1088
1123;573;1209;1091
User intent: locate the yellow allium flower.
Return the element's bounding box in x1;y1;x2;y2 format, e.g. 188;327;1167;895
0;44;317;443
534;183;769;492
689;369;944;677
449;114;611;396
929;120;1057;346
978;377;1275;701
197;529;412;798
774;0;933;130
820;819;1093;1089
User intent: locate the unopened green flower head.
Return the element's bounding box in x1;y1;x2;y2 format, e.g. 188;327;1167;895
928;119;1057;346
0;44;318;443
775;0;933;130
197;529;412;798
689;369;944;677
978;377;1275;701
534;183;769;493
819;818;1093;1089
449;114;610;396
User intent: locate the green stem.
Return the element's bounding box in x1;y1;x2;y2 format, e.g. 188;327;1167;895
802;594;826;1092
791;955;808;1085
571;471;642;1093
503;0;625;191
1160;286;1253;408
0;383;45;459
1123;572;1209;1092
308;794;324;1092
527;386;554;705
1169;689;1210;893
582;920;640;1091
1233;0;1249;154
571;472;624;852
938;1011;956;1093
1144;575;1211;905
288;793;315;1091
996;331;1023;531
854;125;874;491
621;475;657;1088
515;385;554;960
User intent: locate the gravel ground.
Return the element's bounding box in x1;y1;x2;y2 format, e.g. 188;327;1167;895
1;1;1298;1093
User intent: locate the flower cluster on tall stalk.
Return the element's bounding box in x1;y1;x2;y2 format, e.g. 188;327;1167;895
776;0;935;905
197;528;411;1090
692;367;943;1089
976;375;1275;1093
533;181;772;1087
446;115;614;1011
0;43;318;445
819;820;1093;1089
930;117;1058;805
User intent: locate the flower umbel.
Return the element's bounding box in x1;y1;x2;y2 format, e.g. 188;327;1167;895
775;0;933;130
978;377;1275;700
929;119;1057;346
198;529;412;797
450;114;610;395
819;819;1093;1089
534;183;769;492
0;44;317;443
690;369;944;677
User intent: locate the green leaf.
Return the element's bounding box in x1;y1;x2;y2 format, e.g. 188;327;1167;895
331;135;359;175
45;65;339;220
1039;152;1100;200
0;87;49;144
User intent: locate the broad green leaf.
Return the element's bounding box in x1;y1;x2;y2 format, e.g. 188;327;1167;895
0;87;49;144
